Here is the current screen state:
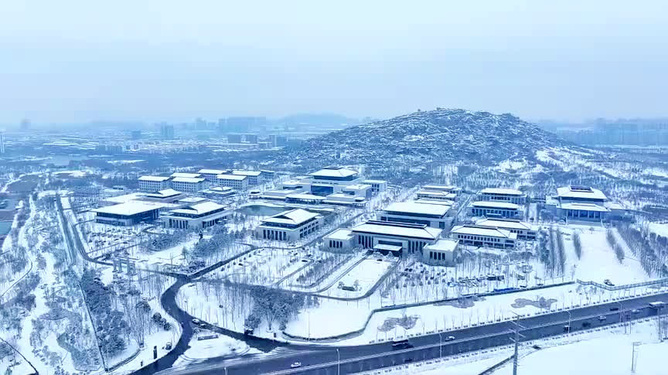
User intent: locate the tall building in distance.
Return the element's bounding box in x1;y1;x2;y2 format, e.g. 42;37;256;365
131;130;142;140
160;124;175;140
20;119;31;131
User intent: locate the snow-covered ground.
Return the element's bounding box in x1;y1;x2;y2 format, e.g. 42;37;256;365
172;334;251;368
319;258;395;298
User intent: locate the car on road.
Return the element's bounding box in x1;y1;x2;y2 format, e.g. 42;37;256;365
445;335;455;341
290;362;302;368
604;279;615;286
598;315;607;321
610;307;619;311
191;318;202;325
582;322;591;328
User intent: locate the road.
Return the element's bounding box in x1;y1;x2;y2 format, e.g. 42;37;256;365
158;292;668;375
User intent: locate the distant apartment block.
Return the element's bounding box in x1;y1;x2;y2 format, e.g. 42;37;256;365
478;188;527;205
138;176;171;192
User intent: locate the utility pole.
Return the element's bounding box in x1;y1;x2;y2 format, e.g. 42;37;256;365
510;313;524;375
631;341;640;373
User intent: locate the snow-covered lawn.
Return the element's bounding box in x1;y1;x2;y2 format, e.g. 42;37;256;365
319;258;395;298
172;334;251;368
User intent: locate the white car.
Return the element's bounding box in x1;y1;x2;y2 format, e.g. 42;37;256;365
290;362;302;368
445;335;455;341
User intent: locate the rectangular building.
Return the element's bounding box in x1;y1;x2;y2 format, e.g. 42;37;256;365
450;225;517;249
475;218;537;240
309;167;360;196
216;174;248;190
232;170;262;185
138;176;171;192
170;177;208;193
479;188;527;205
170;172;202;179
378;201;451;229
141;189;184;203
470;201;523;219
422;239;458;266
255;209;323;242
351;221;442;254
93;202;162;226
323;229;354;251
416;189;456;202
362;179;388;194
198;169;229;181
555;186;609;221
164;201;229;229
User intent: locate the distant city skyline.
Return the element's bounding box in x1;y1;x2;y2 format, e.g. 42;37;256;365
1;0;667;124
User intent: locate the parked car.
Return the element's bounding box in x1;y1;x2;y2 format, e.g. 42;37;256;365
290;362;302;368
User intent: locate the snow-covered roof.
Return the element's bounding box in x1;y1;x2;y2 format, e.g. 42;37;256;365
171;172;202;179
471;201;521;210
556;186;607;201
559;202;610;212
199;168;228;175
451;225;516;239
232;170;262;177
342;184;371;190
480;187;524;196
286;193;326;201
217;174;247;181
362;179;387;185
105;193;145;204
263;209;321;225
170;201;226;215
417;190;457;199
424;239;458;253
171;177;206;184
178;197;207;204
93;201;164;216
475;218;535;231
423;185;459;192
384;201;450;217
139;175;170;182
414;198;454;206
374;244;402;252
144;189;181;198
310;167;358;178
324;228;354;240
352;221;442;240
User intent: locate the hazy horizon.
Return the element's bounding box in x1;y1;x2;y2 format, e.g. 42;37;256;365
1;0;667;124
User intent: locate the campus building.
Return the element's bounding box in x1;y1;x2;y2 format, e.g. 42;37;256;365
93;202;163;226
198;169;229;181
164;201;229;229
422;239;458;266
141;189;184;203
351;221;442;255
416;189;457;202
170;172;202;179
475;218;537;240
216;174;249;190
450;225;517;249
255;209;323;242
555;185;609;221
261;179;310;200
138;176;171;192
361;180;388;194
470;201;523;219
170;177;208;193
378;201;451;229
478;188;527;205
323;229;354;251
309;167;360;196
231;170;262;185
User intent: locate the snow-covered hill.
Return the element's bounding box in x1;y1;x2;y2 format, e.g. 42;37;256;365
277;108;567;170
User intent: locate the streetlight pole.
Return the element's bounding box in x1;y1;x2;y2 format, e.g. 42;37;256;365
438;332;443;358
566;310;572;334
337;348;340;375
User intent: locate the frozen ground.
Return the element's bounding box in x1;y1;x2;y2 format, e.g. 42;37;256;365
319;258;395;298
172;334;251;368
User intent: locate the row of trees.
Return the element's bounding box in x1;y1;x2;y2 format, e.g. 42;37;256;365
606;229;625;263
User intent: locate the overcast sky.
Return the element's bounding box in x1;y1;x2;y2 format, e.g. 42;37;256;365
1;0;667;124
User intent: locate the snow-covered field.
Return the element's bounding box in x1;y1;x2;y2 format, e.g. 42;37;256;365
319;258;395;298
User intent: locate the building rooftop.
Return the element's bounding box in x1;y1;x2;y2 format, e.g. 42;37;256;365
171;177;206;184
342;184;372;190
93;201;164;216
263;209;321;226
105;193;145;204
324;228;354;240
139;175;171;182
144;189;182;198
384;201;450;217
417;190;457;199
286;193;326;201
178;197;207;204
217;174;247;181
559;202;610;212
310;167;358;178
170;201;226;216
557;186;608;201
352;221;442;240
423;185;459;192
232;170;262;177
424;239;459;253
451;225;517;239
374;244;402;252
471;201;521;210
199;168;228;175
475;218;535;231
480;187;525;196
171;172;202;179
362;179;387;184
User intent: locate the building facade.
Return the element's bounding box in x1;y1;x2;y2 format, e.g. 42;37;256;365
450;225;517;248
216;174;248;190
475;218;537;240
378;201;451;229
478;188;527;205
164;201;229;229
555;185;609;221
138;176;171;192
351;221;442;255
93;202;162;226
170;177;208;193
422;239;458;266
255;209;323;242
470;201;523;219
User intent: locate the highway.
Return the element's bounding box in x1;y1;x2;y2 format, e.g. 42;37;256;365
159;292;668;375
